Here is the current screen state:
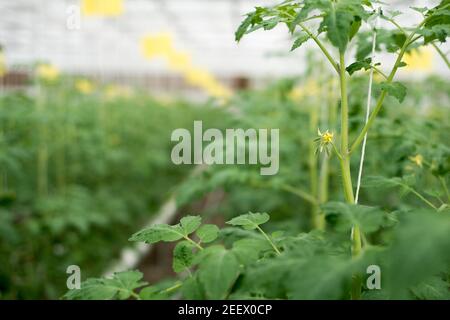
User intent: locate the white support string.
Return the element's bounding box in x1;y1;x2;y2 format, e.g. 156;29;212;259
355;10;380;204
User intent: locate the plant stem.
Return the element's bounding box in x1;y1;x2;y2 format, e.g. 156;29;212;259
431;42;450;69
439;176;450;202
161;282;183;294
331;142;343;160
37;84;48;197
385;16;450;70
56;84;66;193
130;291;141;300
349;23;423;154
409;188;438;210
256;226;281;255
280;184;318;205
384;17;406;34
252;180;317;204
339;52;362;300
338;53;355;204
309;98;320;228
371;66;388;80
298;22;339;74
316;72;334;230
351;223;363;300
184;236;204;251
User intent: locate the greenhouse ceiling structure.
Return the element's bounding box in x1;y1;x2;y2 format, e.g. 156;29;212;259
0;0;448;79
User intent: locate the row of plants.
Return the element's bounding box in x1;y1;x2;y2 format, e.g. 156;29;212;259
0;74;228;299
64;73;450;300
64;0;450;300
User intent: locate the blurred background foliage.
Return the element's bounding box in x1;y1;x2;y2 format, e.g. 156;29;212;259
0;0;449;299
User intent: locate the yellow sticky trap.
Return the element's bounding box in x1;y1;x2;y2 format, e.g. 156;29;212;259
140;32;232;98
75;79;95;94
305;79;319;96
81;0;123;17
167;51;191;72
184;68;215;87
0;51;6;77
141;33;173;59
36;64;60;82
205;84;232;99
403;48;433;71
288;87;304;101
288;80;319;101
104;84;133;100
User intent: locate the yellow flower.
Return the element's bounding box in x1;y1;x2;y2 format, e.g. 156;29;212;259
75;79;95;94
409;154;423;167
319;129;334;143
36;64;60;82
316;129;334;155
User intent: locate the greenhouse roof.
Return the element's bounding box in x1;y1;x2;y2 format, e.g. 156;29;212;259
0;0;448;78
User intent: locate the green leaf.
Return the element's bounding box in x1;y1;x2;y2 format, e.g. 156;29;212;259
322;202;386;233
226;212;270;230
349;17;362;40
382;210;450;299
196;224;219;243
346;58;372;75
64;271;146;300
385;10;403;18
235;7;268;42
139;286;168;300
235;13;255;42
262;18;279;31
197;246;240;299
411;276;450;300
392;32;408;48
291;33;310;51
419;24;450;43
322;4;354;52
129;224;184;244
232;238;271;265
380;81;407;103
237;257;298;299
321;0;368;53
129;215;201;244
173;240;195;273
182;276;205;300
180;215;202;235
286;255;359;299
421;2;450;43
363;175;410;189
355;29;409;60
411;7;428;14
289;0;331;32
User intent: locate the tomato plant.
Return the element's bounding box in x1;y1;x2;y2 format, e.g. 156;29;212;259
63;0;450;301
0;0;428;301
0;78;228;299
233;0;450;299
